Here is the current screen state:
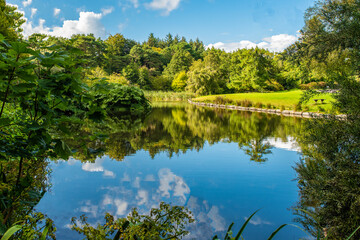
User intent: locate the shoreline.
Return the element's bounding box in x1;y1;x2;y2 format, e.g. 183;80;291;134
188;99;347;120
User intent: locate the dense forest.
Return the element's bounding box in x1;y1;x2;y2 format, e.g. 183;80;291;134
2;3;356;96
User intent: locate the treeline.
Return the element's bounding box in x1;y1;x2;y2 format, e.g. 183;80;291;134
24;29;347;96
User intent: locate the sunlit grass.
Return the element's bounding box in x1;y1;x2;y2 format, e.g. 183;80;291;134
193;90;336;113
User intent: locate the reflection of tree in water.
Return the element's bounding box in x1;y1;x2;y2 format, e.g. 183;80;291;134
294;117;360;239
0;158;55;237
242;137;273;163
62;104;302;163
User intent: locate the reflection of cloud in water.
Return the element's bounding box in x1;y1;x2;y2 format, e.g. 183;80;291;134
76;168;226;239
121;173;130;182
77;168;191;218
81;157;116;178
184;196;226;239
144;174;155;181
266;137;300;152
133;176;141;188
158;168;190;203
79;200;98;218
208;206;226;231
114;199;128;216
245;216;272;226
136;190;148;206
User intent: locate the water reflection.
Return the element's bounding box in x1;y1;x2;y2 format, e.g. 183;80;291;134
293;116;360;239
63;102;302;163
35;103;307;239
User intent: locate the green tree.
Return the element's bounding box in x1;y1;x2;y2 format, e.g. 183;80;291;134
104;33;133;73
163;50;193;81
171;71;187;92
0;1;25;40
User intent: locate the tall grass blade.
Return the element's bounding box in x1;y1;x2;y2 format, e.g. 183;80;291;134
345;225;360;240
267;224;287;240
1;225;22;240
234;209;260;240
224;222;234;240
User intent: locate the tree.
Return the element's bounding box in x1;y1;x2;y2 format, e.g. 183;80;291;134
186;48;229;95
147;33;158;47
171;71;187;92
163;50;193;80
104;34;133;73
0;1;25;40
227;48;276;92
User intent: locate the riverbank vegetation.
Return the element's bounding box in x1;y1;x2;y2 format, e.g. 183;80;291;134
193;90;335;113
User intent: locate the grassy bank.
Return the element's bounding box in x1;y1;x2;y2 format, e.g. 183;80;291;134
193;90;336;113
144;91;195;102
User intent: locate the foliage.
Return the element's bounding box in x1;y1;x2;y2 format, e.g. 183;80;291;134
144;91;195;101
213;210;287;240
227;48;277;92
171;71;187;92
89;81;151;115
0;0;25;40
71;202;194;240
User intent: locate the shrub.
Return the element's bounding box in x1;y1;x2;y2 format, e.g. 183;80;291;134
293;103;302;111
266;103;272;109
243;100;253;107
280;105;285;111
318;106;325;112
255;102;263;108
300;81;328;90
214;96;232;105
265;80;285;91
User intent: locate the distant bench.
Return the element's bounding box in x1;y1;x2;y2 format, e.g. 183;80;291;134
314;99;325;104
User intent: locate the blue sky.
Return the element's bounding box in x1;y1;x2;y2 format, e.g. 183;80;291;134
7;0;315;52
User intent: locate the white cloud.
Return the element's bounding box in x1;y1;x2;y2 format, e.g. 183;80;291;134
157;168;190;203
54;8;61;17
82;159;104;172
101;7;114;16
245;216;272;226
132;176;141;188
207;206;226;232
103;170;116;178
207;34;298;53
146;0;181;15
136;190;148;205
80;201;98;217
80;158;115;178
22;11;108;39
129;0;139;8
121;173;131;182
22;0;32;7
114;199;128;216
144;174;155;181
30;8;37;18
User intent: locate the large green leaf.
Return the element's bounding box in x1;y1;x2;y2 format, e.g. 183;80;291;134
1;225;22;240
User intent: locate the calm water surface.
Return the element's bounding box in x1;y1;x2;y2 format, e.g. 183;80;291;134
36;102;307;239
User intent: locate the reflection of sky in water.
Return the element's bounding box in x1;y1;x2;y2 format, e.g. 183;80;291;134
37;140;306;239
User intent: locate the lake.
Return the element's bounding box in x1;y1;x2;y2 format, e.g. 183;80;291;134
36;102;308;239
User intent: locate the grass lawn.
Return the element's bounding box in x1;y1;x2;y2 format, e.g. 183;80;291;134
193;90;337;113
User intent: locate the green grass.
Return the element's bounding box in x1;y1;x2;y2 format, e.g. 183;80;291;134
193;90;336;113
144;91;195;102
